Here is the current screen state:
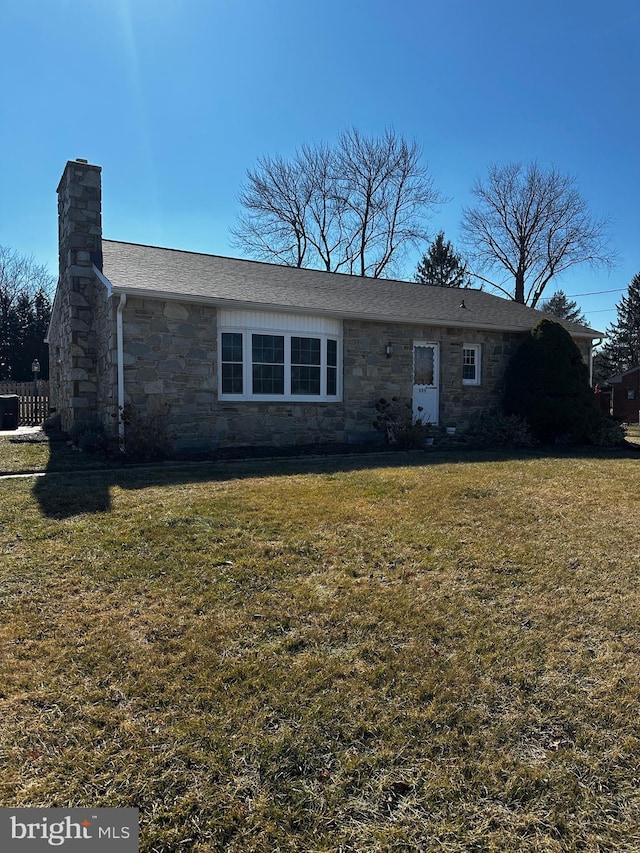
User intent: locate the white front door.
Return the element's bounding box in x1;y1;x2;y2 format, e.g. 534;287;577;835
413;342;439;425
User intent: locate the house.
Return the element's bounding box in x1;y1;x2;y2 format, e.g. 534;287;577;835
47;159;602;451
608;366;640;423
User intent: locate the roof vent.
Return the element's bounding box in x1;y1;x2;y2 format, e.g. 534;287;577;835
460;299;467;309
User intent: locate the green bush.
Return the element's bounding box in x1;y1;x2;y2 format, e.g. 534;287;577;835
69;418;110;453
120;404;175;461
463;411;537;448
585;416;626;447
373;397;432;448
504;319;601;444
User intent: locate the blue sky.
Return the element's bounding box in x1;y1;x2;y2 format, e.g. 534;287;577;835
1;0;639;332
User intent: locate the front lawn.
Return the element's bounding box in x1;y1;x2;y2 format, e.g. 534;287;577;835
1;452;639;851
0;432;111;474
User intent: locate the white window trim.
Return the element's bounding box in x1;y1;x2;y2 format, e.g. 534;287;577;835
462;343;481;386
218;326;342;402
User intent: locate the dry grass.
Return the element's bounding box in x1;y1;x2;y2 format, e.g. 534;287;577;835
0;432;110;474
1;450;639;851
0;434;51;473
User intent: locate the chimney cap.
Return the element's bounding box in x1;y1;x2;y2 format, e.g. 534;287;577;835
76;158;88;164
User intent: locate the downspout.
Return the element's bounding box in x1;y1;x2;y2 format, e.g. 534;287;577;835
116;293;127;442
589;338;601;387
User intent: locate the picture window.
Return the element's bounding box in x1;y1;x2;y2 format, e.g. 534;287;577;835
220;329;340;401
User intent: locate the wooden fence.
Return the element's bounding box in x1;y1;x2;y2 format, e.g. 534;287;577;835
0;381;50;427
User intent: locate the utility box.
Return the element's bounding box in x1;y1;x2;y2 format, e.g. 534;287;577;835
0;395;19;430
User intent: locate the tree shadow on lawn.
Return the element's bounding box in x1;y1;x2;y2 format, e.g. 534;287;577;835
32;439;639;520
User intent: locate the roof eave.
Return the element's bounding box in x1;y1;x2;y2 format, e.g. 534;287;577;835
107;283;601;338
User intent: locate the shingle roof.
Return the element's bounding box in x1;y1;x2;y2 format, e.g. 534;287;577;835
101;240;602;338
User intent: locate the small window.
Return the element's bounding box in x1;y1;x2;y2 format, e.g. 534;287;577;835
627;389;636;400
327;338;337;396
462;344;481;386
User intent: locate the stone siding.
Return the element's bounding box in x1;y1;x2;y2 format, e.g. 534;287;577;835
121;298;350;449
49;160;105;432
119;306;533;449
121;297;219;451
94;287;118;431
339;320;527;437
53;272;595;450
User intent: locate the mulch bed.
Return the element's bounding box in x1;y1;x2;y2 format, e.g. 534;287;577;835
8;431;51;444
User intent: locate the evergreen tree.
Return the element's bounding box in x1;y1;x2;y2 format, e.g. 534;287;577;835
595;273;640;379
540;290;586;325
8;288;51;381
592;349;615;386
30;288;51;379
0;247;53;380
504;318;600;443
10;292;34;381
414;231;470;287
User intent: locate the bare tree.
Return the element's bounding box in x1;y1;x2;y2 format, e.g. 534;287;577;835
336;128;442;277
232;154;312;268
300;142;350;273
461;162;613;307
232;128;443;279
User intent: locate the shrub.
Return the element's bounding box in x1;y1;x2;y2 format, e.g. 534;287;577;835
373;397;432;448
43;413;64;439
463;411;537;448
69;418;110;453
585;416;626;447
504;319;601;444
119;404;175;461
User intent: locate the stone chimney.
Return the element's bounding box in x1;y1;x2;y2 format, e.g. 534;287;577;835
58;158;103;275
51;159;103;431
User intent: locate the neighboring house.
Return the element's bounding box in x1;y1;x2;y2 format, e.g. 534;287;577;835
608;366;640;423
47;159;602;451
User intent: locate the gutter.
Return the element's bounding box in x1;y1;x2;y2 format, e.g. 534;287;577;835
106;286;601;340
